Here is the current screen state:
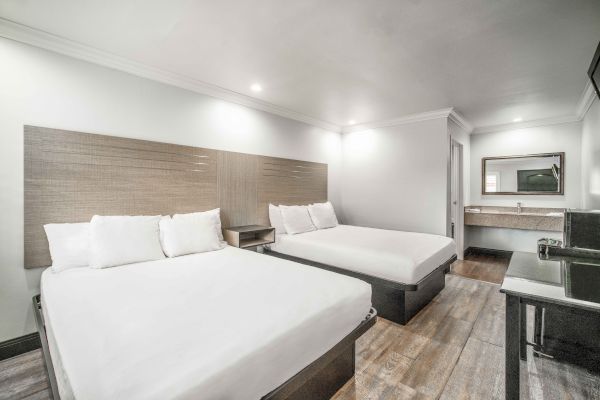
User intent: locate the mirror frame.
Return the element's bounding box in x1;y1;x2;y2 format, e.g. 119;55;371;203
481;152;564;195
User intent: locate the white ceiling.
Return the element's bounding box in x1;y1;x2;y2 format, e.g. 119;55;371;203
1;0;599;130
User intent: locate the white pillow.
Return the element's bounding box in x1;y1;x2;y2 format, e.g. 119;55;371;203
89;215;165;268
280;205;316;235
202;208;225;241
268;204;287;235
160;213;224;257
308;201;339;229
44;222;90;272
174;209;224;242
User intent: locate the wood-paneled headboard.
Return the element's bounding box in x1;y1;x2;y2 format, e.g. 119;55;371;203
24;126;327;268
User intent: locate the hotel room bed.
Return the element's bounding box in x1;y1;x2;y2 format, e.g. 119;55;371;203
35;246;374;400
266;225;457;324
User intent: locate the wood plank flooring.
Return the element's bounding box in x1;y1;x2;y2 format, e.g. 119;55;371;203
2;274;598;400
450;253;511;284
0;349;50;400
332;274;600;400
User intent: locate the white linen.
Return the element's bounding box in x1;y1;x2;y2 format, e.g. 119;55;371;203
40;247;371;400
270;225;456;284
279;205;316;235
174;209;225;242
268;204;287;235
89;215;165;268
41;295;73;400
44;223;90;272
159;214;224;257
308;201;338;229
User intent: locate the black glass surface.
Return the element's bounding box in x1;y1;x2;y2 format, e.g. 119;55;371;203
505;252;562;286
565;210;600;251
563;259;600;303
506;252;600;305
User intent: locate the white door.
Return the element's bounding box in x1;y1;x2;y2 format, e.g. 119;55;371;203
450;139;464;259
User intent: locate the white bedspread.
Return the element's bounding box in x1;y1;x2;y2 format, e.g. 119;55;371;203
40;246;371;400
270;225;456;285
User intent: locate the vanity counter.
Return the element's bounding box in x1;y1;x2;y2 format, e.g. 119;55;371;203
465;206;564;232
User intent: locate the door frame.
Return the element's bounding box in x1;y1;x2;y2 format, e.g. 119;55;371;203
448;138;464;260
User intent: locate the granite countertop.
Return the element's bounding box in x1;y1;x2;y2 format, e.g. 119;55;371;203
465;205;564;232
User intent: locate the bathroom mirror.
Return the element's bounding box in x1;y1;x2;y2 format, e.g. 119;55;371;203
482;152;564;195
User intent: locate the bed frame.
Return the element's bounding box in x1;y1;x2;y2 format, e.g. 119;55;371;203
265;251;457;325
33;295;376;400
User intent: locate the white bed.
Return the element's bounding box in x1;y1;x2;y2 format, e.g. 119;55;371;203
40;246;372;400
270;225;456;285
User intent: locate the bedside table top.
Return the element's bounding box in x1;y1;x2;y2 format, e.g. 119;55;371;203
226;225;274;233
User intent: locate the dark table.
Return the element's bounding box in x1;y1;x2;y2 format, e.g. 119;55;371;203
500;252;600;400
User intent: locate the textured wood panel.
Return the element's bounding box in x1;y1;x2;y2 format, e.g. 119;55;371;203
257;156;327;225
24;126;218;268
24;126;328;268
217;152;258;227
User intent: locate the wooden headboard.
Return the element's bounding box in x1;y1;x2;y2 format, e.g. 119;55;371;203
24;126;327;268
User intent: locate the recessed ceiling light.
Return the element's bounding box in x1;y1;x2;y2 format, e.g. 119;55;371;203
250;83;262;92
348;120;356;125
513;117;523;123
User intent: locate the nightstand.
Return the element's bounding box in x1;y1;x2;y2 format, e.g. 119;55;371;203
223;225;275;250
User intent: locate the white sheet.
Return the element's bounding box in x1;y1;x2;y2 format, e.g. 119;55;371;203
40;246;371;400
270;225;456;284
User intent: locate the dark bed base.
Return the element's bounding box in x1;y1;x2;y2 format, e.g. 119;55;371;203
265;250;457;325
33;295;376;400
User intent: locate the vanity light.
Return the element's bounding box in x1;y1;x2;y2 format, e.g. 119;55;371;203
513;117;523;123
250;83;262;92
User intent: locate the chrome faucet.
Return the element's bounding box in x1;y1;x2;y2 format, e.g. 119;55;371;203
517;202;522;215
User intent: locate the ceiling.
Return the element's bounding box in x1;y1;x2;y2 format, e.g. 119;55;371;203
1;0;599;130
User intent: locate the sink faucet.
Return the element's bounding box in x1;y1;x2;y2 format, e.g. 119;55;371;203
517;202;522;215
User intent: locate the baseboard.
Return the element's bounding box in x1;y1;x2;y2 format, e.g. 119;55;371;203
0;332;41;361
464;246;513;259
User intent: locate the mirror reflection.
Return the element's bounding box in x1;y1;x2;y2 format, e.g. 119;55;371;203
482;153;563;195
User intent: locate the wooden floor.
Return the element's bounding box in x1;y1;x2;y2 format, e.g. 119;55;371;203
450;253;511;284
332;274;600;400
0;349;50;400
2;275;599;400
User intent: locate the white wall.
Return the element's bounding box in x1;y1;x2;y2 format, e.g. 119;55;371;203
340;118;449;236
467;122;581;252
581;98;600;210
470;122;582;208
0;38;342;342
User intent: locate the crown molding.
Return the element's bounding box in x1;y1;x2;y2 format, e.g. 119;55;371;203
448;109;474;134
576;81;597;120
341;107;455;133
341;107;474;134
0;19;478;137
4;18;593;137
473;81;597;134
472;114;581;134
0;18;342;133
